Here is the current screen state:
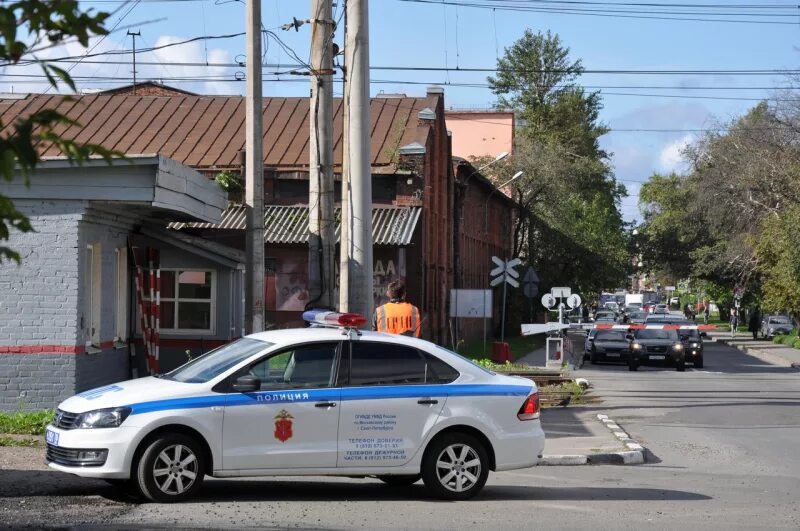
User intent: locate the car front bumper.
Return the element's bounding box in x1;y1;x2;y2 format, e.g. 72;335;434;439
44;424;141;479
630;350;683;365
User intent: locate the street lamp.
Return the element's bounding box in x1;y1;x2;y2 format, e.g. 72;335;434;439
483;171;523;233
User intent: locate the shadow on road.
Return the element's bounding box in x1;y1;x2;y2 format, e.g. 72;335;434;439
0;470;711;504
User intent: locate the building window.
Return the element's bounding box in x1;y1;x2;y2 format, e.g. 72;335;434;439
154;270;216;333
84;244;102;349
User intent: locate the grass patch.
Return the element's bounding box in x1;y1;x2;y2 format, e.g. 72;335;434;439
456;334;545;362
0;410;54;435
773;331;798;347
538;381;587;408
0;435;42;447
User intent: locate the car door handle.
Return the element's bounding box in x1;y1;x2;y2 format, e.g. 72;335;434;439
417;398;439;405
314;401;337;408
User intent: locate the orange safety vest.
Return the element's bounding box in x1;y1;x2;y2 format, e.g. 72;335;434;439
374;302;421;337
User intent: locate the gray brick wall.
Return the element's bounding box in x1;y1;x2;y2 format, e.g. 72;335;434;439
0;201;134;410
0;354;76;410
0;200;83;347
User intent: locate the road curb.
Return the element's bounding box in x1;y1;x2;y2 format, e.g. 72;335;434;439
539;413;646;466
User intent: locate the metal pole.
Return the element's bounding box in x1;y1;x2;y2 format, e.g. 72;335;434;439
244;0;264;334
127;30;140;94
342;0;373;319
501;272;507;343
309;0;335;310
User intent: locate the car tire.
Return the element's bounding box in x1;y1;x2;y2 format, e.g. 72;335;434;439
590;352;598;365
694;356;704;369
135;433;206;503
628;363;638;371
676;356;686;372
377;474;421;486
422;432;489;501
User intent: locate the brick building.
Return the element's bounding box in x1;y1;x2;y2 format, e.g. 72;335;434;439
0;87;514;409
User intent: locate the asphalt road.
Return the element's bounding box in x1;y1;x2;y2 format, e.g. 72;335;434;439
2;340;799;530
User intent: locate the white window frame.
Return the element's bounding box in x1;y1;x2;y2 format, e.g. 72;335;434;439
141;269;216;335
85;244;102;351
114;248;128;347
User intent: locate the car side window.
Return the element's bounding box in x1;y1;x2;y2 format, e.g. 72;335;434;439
245;342;339;391
346;343;460;386
349;342;428;386
421;352;460;383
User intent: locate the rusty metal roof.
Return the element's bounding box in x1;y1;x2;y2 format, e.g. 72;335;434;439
0;94;439;172
170;205;421;246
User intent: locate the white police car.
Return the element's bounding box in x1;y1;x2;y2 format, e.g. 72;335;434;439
45;311;545;502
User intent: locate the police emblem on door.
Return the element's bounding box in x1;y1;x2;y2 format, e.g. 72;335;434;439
274;409;294;442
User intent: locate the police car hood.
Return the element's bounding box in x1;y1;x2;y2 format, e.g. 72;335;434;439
58;377;206;414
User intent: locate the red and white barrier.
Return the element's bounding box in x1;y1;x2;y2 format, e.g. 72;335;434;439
593;324;717;331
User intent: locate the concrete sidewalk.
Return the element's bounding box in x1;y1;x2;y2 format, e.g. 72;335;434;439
708;331;800;369
539;406;644;465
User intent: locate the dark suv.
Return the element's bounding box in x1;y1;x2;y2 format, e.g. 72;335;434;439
588;329;630;364
628;328;686;372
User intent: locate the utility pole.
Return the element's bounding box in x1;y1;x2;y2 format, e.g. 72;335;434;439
244;0;265;334
127;30;140;95
339;0;373;319
308;0;336;310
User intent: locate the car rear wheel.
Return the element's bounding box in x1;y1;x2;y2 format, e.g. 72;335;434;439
135;433;206;503
422;433;489;500
377;474;421;486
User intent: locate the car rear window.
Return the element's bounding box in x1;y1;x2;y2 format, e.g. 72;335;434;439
348;343;459;386
595;330;627;341
635;329;679;340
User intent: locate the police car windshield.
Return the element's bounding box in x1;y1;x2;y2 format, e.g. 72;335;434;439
163;338;274;383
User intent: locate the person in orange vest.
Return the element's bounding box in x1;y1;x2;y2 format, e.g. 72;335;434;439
373;279;421;337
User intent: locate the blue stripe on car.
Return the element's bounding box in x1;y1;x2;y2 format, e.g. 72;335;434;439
128;384;532;415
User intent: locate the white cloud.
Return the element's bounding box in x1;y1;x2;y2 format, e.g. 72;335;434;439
658;134;693;174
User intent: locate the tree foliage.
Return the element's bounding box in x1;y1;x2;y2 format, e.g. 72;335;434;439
637;96;800;321
0;0;114;263
485;29;627;299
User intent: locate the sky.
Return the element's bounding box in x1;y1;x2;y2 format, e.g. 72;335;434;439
4;0;800;222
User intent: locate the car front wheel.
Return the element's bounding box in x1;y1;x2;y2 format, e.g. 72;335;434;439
422;433;489;500
676;355;686;372
694;356;704;369
135;433;206;503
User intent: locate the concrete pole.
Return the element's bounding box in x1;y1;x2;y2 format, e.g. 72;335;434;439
308;0;336;310
340;0;373;319
244;0;264;334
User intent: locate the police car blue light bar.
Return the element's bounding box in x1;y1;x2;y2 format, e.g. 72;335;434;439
302;309;367;328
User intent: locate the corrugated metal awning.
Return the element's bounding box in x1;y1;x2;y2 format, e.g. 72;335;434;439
169;205;421;246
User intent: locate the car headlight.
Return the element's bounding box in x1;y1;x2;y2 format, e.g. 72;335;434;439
75;407;131;429
673;343;684;351
632;343;642;350
690;342;699;348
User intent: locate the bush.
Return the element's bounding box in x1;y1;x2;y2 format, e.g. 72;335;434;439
793;339;800;350
0;410;54;435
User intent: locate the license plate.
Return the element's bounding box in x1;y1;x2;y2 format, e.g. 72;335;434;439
649;355;666;360
45;428;59;446
606;353;620;357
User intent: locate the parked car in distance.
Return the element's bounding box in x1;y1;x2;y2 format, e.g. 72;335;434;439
628;328;686;372
584;328;598;360
594;311;618;324
588;330;630;364
760;315;795;340
651;304;669;315
627;311;649;324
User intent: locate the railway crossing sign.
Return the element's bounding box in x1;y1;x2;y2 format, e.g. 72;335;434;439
490;257;521;288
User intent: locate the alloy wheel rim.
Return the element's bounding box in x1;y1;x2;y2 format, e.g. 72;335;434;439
435;443;481;493
152;444;198;495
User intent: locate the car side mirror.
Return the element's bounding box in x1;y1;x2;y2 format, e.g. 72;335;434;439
625;334;634;341
700;332;707;337
232;374;261;393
